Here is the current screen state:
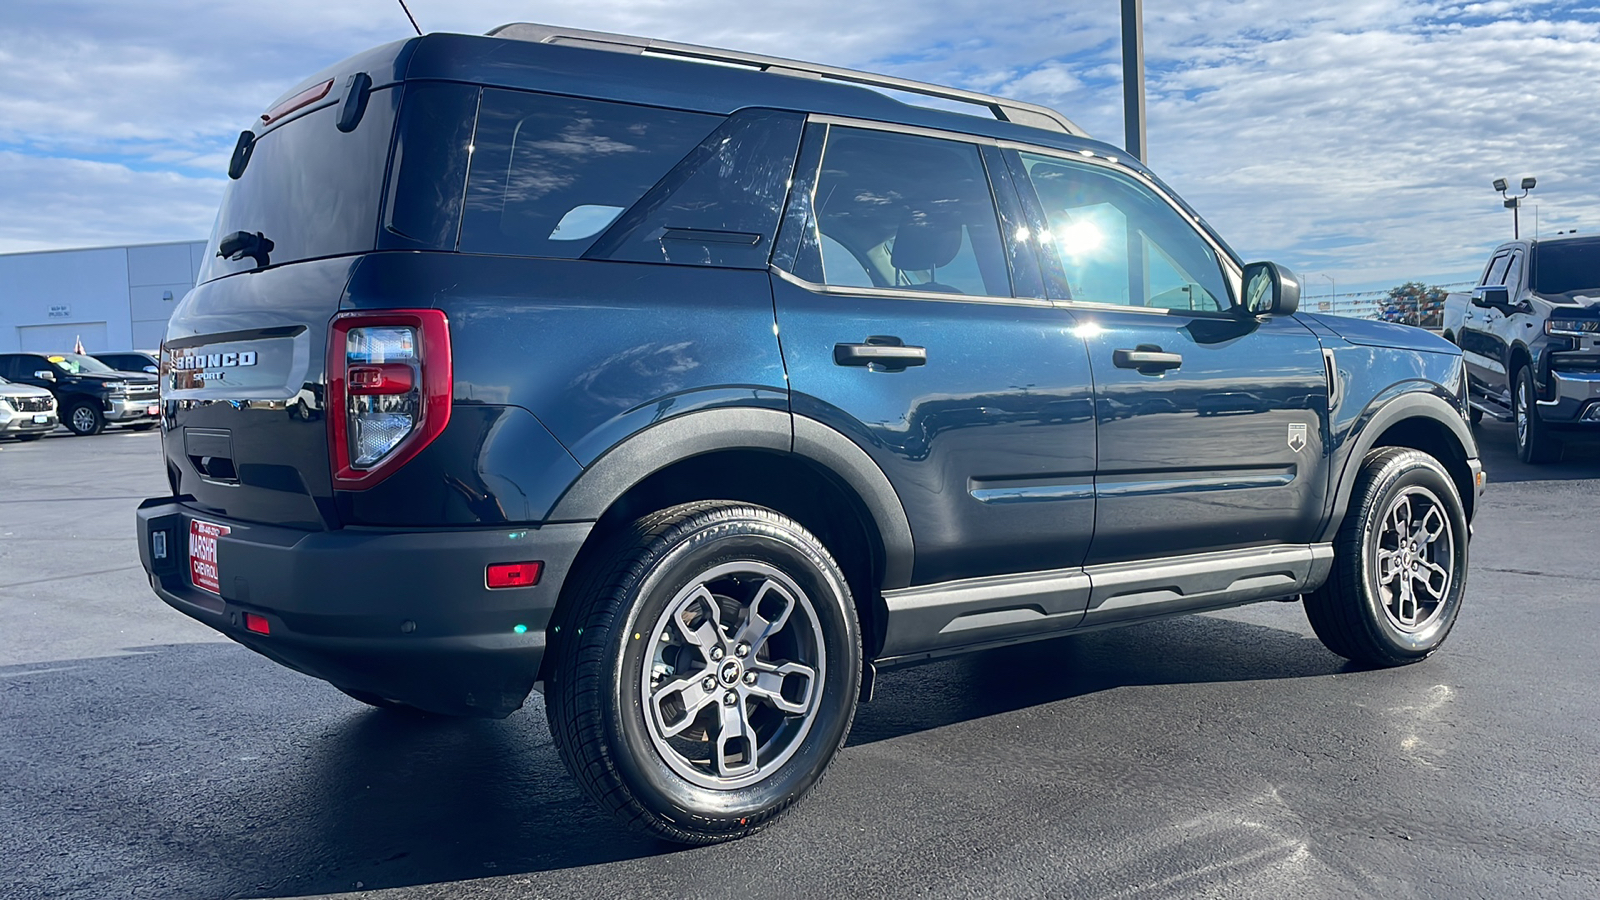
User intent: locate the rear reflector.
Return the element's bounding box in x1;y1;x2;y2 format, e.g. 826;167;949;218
486;562;542;589
243;613;271;635
348;363;415;395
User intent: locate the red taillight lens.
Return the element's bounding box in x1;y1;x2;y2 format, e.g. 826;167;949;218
486;562;543;589
261;78;334;125
243;613;271;635
328;310;451;490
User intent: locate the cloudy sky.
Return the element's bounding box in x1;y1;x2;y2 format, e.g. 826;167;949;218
2;1;1596;297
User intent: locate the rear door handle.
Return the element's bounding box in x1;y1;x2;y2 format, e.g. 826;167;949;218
834;336;927;371
1112;344;1182;374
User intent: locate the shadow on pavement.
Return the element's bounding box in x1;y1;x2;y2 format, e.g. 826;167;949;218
3;611;1345;899
1471;419;1600;483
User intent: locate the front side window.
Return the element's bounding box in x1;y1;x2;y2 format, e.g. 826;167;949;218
1503;250;1526;293
458;90;721;259
1017;152;1230;311
1483;252;1512;287
791;127;1012;298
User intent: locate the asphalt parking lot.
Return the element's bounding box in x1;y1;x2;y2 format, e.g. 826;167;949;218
2;423;1598;900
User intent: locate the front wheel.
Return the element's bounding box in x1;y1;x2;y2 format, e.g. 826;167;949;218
1304;448;1468;667
1514;367;1562;463
65;401;104;436
547;502;860;844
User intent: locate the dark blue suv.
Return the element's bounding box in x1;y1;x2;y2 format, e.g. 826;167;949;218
138;23;1485;843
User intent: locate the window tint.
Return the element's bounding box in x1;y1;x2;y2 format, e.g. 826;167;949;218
458;90;721;259
1017;152;1229;311
1503;250;1525;292
591;110;804;269
1483;253;1512;287
791;127;1011;297
201;88;399;282
383;82;479;251
1532;240;1600;294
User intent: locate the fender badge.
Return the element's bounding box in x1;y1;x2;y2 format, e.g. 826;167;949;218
1288;422;1308;453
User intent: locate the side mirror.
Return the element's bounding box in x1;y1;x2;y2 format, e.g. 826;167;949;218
1472;286;1510;309
143;365;159;374
1241;261;1300;317
33;370;55;382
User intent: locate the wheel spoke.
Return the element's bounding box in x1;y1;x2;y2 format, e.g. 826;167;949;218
1417;559;1451;600
1395;576;1418;625
673;586;726;651
733;578;796;654
746;661;817;715
715;694;756;777
1419;505;1448;545
650;673;718;739
1376;548;1401;585
1391;495;1414;535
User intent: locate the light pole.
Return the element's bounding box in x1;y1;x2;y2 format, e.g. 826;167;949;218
1494;177;1537;239
1317;273;1336;314
1121;0;1146;162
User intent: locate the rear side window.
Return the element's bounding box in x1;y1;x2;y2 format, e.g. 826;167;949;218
200;88;400;282
458;90;721;259
1532;240;1600;294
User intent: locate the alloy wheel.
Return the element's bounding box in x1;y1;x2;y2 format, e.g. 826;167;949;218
640;561;826;790
1372;486;1455;631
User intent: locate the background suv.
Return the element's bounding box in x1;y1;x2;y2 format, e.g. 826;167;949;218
0;352;160;436
0;374;57;441
137;23;1483;843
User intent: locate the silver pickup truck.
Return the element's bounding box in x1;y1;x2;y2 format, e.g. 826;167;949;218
1442;234;1600;462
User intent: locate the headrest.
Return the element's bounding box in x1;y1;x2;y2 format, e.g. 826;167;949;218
891;211;964;271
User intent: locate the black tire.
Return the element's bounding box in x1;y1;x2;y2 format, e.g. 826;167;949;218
65;401;104;436
546;501;860;845
1513;366;1562;464
1467;407;1483;426
125;422;158;432
1304;448;1468;667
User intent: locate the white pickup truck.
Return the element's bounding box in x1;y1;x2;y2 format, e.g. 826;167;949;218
1442;235;1600;462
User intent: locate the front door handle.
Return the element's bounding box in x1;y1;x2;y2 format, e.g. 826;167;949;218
834;336;927;371
1112;344;1183;374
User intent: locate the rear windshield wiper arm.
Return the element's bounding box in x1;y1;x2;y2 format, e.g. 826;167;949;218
217;231;275;268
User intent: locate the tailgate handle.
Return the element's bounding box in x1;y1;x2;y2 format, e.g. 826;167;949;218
184;428;238;482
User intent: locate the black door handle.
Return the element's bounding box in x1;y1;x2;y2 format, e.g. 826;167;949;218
1113;344;1182;374
834;336;927;371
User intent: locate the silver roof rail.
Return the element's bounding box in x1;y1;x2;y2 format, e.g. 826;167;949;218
487;22;1088;138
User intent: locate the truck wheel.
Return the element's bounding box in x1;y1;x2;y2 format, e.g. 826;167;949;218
65;401;105;436
1513;367;1561;464
547;502;860;844
1467;407;1482;426
1304;448;1468;667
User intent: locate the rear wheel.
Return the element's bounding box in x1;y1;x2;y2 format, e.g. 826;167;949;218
65;401;104;436
1305;448;1468;667
1513;367;1562;463
547;502;860;844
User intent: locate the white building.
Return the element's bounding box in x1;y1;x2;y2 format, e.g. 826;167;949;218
0;240;207;354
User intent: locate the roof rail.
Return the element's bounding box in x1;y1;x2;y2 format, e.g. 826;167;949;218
487;22;1088;138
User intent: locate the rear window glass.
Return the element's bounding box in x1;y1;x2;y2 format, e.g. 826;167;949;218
200;87;399;282
458;90;721;259
1533;240;1600;294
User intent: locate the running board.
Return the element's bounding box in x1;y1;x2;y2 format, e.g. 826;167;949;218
876;544;1334;665
1468;397;1513;422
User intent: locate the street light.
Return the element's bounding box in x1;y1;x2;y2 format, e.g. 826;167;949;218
1494;176;1537;239
1122;0;1146;162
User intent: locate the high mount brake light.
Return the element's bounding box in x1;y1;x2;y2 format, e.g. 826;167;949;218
261;79;334;125
328;310;452;490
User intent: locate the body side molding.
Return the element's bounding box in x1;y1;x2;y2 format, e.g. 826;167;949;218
877;543;1334;665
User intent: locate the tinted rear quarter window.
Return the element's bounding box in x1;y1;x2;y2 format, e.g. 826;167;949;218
201;88;400;282
1533;240;1600;294
459;90;721;259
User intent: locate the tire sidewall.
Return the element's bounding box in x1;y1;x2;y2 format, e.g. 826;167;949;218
603;513;859;832
1356;454;1468;657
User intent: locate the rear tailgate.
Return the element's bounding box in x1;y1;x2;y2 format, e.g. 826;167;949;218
162;258;359;529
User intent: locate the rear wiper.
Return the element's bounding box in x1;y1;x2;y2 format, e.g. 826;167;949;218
217;231;274;268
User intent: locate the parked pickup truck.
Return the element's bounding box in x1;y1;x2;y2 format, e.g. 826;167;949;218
0;352;161;436
1442;234;1600;462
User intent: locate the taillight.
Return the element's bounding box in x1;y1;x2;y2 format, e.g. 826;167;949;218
328;310;452;490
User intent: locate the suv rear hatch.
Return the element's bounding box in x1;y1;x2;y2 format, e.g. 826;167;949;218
164;43;414;529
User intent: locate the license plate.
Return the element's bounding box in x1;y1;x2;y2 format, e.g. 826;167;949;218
32;414;50;424
189;519;230;595
147;405;160;416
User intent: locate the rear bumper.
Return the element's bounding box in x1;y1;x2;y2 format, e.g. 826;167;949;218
1537;370;1600;424
136;497;591;717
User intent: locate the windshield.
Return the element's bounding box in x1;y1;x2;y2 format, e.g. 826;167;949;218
47;354;116;375
1533;240;1600;294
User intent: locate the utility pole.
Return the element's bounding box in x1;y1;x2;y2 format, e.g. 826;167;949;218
1121;0;1146;163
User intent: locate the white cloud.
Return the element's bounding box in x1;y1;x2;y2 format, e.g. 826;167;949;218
0;152;221;252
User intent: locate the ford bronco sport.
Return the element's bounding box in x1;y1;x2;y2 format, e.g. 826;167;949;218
138;23;1485;843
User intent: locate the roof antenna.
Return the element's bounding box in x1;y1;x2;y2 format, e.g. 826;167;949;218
396;0;423;36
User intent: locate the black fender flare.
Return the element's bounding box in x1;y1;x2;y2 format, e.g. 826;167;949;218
1320;389;1477;542
543;407;915;589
